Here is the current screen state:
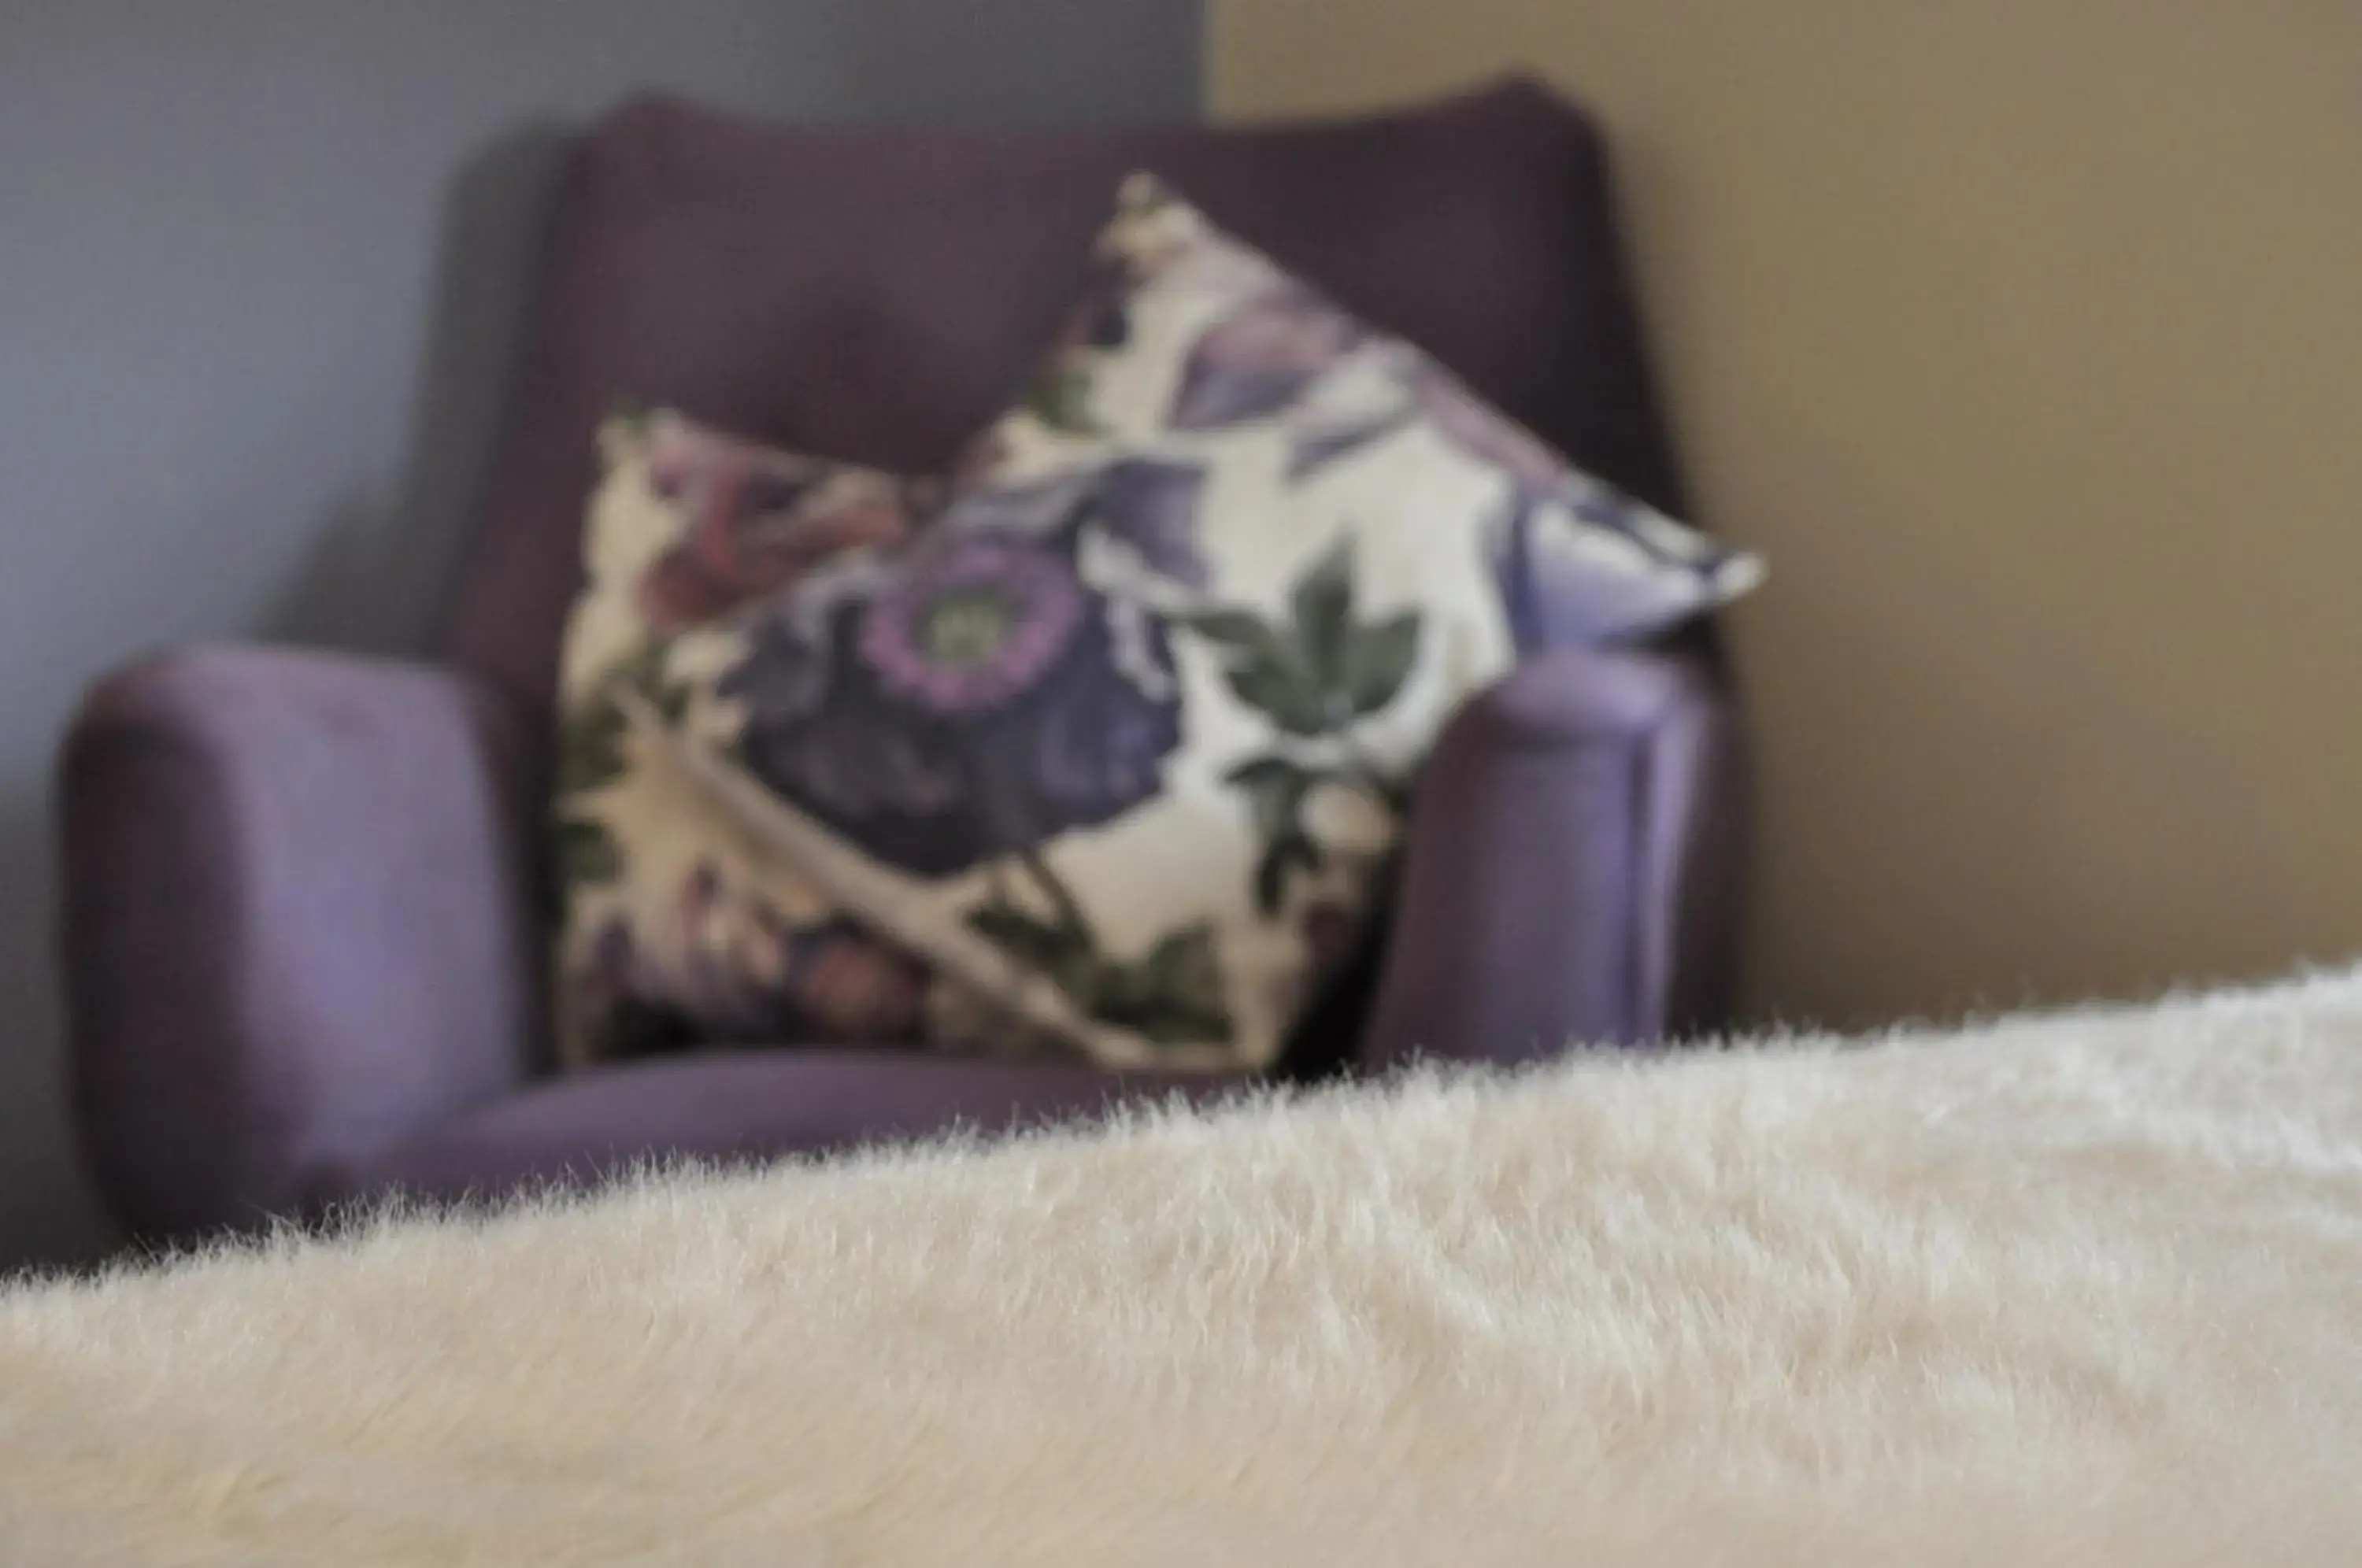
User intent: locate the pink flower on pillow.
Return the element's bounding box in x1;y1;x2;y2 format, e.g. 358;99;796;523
574;868;927;1059
638;414;929;632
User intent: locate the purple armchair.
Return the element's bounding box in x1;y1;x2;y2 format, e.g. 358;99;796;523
60;80;1745;1241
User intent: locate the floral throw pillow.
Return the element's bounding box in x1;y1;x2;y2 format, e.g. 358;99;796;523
553;412;953;1063
565;176;1762;1074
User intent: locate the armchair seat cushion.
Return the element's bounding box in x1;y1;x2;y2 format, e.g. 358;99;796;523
315;1053;1238;1208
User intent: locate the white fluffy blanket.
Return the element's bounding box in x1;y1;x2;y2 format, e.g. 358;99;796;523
6;975;2362;1565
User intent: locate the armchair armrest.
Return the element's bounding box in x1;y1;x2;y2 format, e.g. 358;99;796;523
1360;644;1744;1071
60;646;545;1238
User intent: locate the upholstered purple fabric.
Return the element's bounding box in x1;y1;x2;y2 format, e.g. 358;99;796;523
1361;645;1742;1069
450;79;1687;722
61;648;542;1235
60;83;1744;1241
313;1052;1242;1209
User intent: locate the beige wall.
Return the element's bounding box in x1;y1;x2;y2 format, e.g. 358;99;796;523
1212;0;2362;1029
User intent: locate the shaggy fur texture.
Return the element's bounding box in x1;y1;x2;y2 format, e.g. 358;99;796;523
6;974;2362;1565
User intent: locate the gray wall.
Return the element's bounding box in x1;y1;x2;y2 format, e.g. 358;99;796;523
0;2;1203;1269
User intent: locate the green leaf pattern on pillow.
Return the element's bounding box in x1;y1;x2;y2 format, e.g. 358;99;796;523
1183;541;1420;916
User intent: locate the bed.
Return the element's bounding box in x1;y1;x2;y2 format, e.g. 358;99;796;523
5;971;2360;1564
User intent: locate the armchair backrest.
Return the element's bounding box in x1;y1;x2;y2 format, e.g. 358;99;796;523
450;76;1689;716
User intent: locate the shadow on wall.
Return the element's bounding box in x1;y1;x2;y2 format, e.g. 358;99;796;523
2;123;571;1275
2;0;1209;1277
0;793;91;1270
7;0;1211;1271
266;0;1211;649
265;123;572;656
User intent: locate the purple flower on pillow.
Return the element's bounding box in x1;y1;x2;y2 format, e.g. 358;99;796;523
1405;365;1571;496
1168;279;1566;494
947;460;1209;590
1168;282;1365;431
1164;276;1753;651
636;415;928;633
859;539;1089;716
725;527;1183;878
